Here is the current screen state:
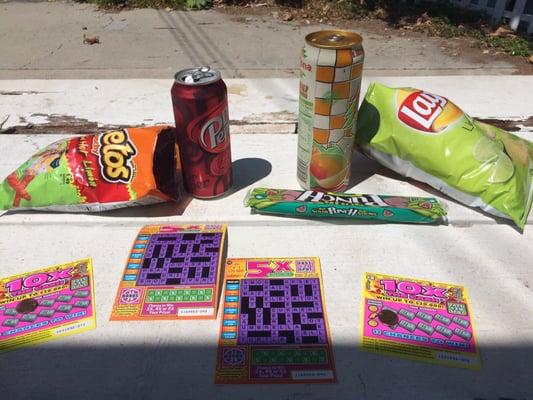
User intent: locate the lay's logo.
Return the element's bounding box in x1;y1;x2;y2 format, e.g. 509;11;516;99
397;89;463;133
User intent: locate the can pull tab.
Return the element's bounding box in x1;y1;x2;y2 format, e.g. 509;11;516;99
328;34;344;43
177;65;220;85
186;66;212;83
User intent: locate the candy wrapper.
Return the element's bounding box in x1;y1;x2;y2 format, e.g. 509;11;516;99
356;83;533;229
245;188;447;224
0;126;184;212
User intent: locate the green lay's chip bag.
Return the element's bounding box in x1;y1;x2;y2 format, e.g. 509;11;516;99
355;83;533;230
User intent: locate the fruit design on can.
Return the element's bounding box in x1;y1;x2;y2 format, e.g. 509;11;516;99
310;145;349;190
297;30;364;192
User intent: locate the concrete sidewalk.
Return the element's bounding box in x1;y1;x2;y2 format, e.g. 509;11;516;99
0;1;525;79
1;133;532;400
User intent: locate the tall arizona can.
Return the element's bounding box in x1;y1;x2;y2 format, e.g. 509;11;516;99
297;30;364;191
171;66;232;198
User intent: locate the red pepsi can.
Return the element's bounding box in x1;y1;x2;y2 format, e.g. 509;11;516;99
171;66;232;198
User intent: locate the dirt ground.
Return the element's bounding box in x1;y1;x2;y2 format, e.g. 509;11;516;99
0;1;530;78
217;3;533;74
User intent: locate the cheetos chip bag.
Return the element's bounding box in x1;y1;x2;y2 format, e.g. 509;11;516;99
356;83;533;229
0;126;184;212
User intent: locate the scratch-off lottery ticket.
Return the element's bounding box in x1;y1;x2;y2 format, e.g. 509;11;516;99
110;224;227;320
0;258;96;353
361;272;480;369
216;257;336;384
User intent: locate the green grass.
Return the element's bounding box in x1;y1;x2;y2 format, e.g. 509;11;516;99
485;35;532;57
420;13;532;57
338;0;532;57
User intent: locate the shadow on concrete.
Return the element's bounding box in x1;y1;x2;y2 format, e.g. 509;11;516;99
346;150;408;190
157;9;242;77
1;343;531;399
106;157;272;214
1;196;194;219
95;157;271;215
96;195;194;218
224;157;272;198
1;157;271;218
346;150;521;230
157;10;202;67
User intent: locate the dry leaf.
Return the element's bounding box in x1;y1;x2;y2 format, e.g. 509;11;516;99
415;12;429;26
83;34;100;45
489;26;516;38
282;12;294;22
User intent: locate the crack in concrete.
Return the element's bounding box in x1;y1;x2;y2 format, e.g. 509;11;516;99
0;114;9;130
1;114;530;136
19;43;64;69
101;15;114;30
0;90;60;95
0;113;297;135
357;373;368;399
477;116;533;132
1;114;117;135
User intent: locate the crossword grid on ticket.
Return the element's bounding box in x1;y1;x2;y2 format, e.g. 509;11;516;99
216;257;336;384
238;278;327;345
111;225;227;321
137;232;222;286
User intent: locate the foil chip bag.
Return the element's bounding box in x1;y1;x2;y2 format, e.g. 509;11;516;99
246;187;447;224
0;126;184;212
356;83;533;229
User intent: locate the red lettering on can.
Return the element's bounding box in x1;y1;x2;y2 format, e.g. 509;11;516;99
209;151;231;176
300;59;312;72
351;48;364;58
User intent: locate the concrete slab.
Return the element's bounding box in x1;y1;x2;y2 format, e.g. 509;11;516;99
0;1;521;79
1;76;532;135
0;133;532;400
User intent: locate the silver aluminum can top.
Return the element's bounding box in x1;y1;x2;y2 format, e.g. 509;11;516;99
174;66;221;86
